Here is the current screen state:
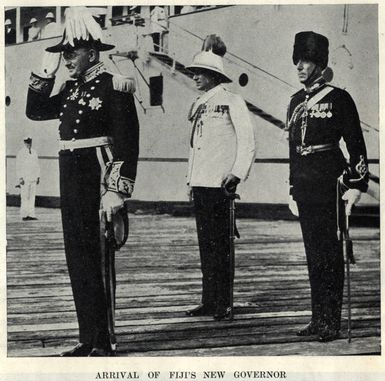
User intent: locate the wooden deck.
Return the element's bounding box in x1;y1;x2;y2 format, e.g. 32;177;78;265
6;206;381;357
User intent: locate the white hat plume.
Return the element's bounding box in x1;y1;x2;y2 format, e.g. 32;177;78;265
63;7;105;47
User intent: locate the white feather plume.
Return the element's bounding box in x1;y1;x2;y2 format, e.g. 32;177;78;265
63;7;105;47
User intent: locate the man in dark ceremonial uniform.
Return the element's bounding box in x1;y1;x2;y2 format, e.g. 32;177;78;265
26;7;139;356
5;19;16;45
287;31;368;342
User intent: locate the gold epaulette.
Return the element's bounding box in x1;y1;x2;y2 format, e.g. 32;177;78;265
111;73;136;94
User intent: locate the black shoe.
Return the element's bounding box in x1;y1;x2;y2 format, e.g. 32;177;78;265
213;307;232;321
318;328;340;342
185;304;214;317
60;343;93;357
22;217;28;221
296;320;319;336
88;347;115;357
28;217;38;220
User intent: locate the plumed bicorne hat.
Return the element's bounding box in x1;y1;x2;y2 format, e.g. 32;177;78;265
187;34;232;83
46;7;114;53
292;31;329;70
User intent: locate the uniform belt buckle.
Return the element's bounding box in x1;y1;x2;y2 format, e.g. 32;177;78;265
297;145;313;156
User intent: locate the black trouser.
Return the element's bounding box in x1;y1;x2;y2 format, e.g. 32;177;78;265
59;148;111;348
297;201;345;331
192;187;232;312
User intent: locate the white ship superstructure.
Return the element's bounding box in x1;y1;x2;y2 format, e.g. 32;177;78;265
5;5;379;209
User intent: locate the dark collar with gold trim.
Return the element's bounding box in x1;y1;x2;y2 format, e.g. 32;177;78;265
305;77;327;94
81;62;106;83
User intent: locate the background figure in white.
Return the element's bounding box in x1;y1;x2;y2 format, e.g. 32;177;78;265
28;18;41;41
41;12;60;39
181;5;196;14
16;137;40;221
150;6;167;52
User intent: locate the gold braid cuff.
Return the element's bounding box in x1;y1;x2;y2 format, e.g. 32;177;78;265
29;72;55;94
105;161;135;197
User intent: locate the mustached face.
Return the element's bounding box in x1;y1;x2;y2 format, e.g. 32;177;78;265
63;48;98;78
192;69;220;92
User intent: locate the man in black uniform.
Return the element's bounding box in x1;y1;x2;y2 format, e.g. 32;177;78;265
5;18;16;45
287;31;368;342
26;8;139;356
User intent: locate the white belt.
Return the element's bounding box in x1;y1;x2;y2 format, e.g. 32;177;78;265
59;136;112;152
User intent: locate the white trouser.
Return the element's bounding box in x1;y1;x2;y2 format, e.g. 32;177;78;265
20;181;37;218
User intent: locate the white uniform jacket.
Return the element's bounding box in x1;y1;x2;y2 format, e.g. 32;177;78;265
41;22;60;39
16;147;40;182
150;6;167;34
187;85;256;187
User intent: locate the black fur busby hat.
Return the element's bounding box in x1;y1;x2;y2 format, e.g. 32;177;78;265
292;31;329;69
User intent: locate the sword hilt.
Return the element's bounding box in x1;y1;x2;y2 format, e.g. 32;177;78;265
223;188;240;200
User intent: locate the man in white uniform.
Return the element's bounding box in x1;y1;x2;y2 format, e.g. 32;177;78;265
28;18;41;41
41;12;60;39
16;137;40;220
150;6;167;52
185;36;256;320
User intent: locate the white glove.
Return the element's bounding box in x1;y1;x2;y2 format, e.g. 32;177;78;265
342;189;361;216
101;191;125;222
288;194;299;217
40;51;61;78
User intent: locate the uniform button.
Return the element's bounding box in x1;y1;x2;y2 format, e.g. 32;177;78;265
96;80;100;83
71;138;76;141
78;110;83;114
91;86;95;90
86;94;91;98
60;112;63;116
63;104;67;108
74;129;78;134
76;119;80;124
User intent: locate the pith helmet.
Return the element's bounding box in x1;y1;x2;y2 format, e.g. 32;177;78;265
45;12;55;19
187;51;232;83
46;7;114;53
292;31;329;70
5;19;12;26
30;18;38;24
187;34;232;83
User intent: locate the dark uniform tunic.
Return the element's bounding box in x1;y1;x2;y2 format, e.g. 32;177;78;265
26;62;139;348
287;80;368;331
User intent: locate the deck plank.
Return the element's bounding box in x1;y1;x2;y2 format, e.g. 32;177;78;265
6;206;380;357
